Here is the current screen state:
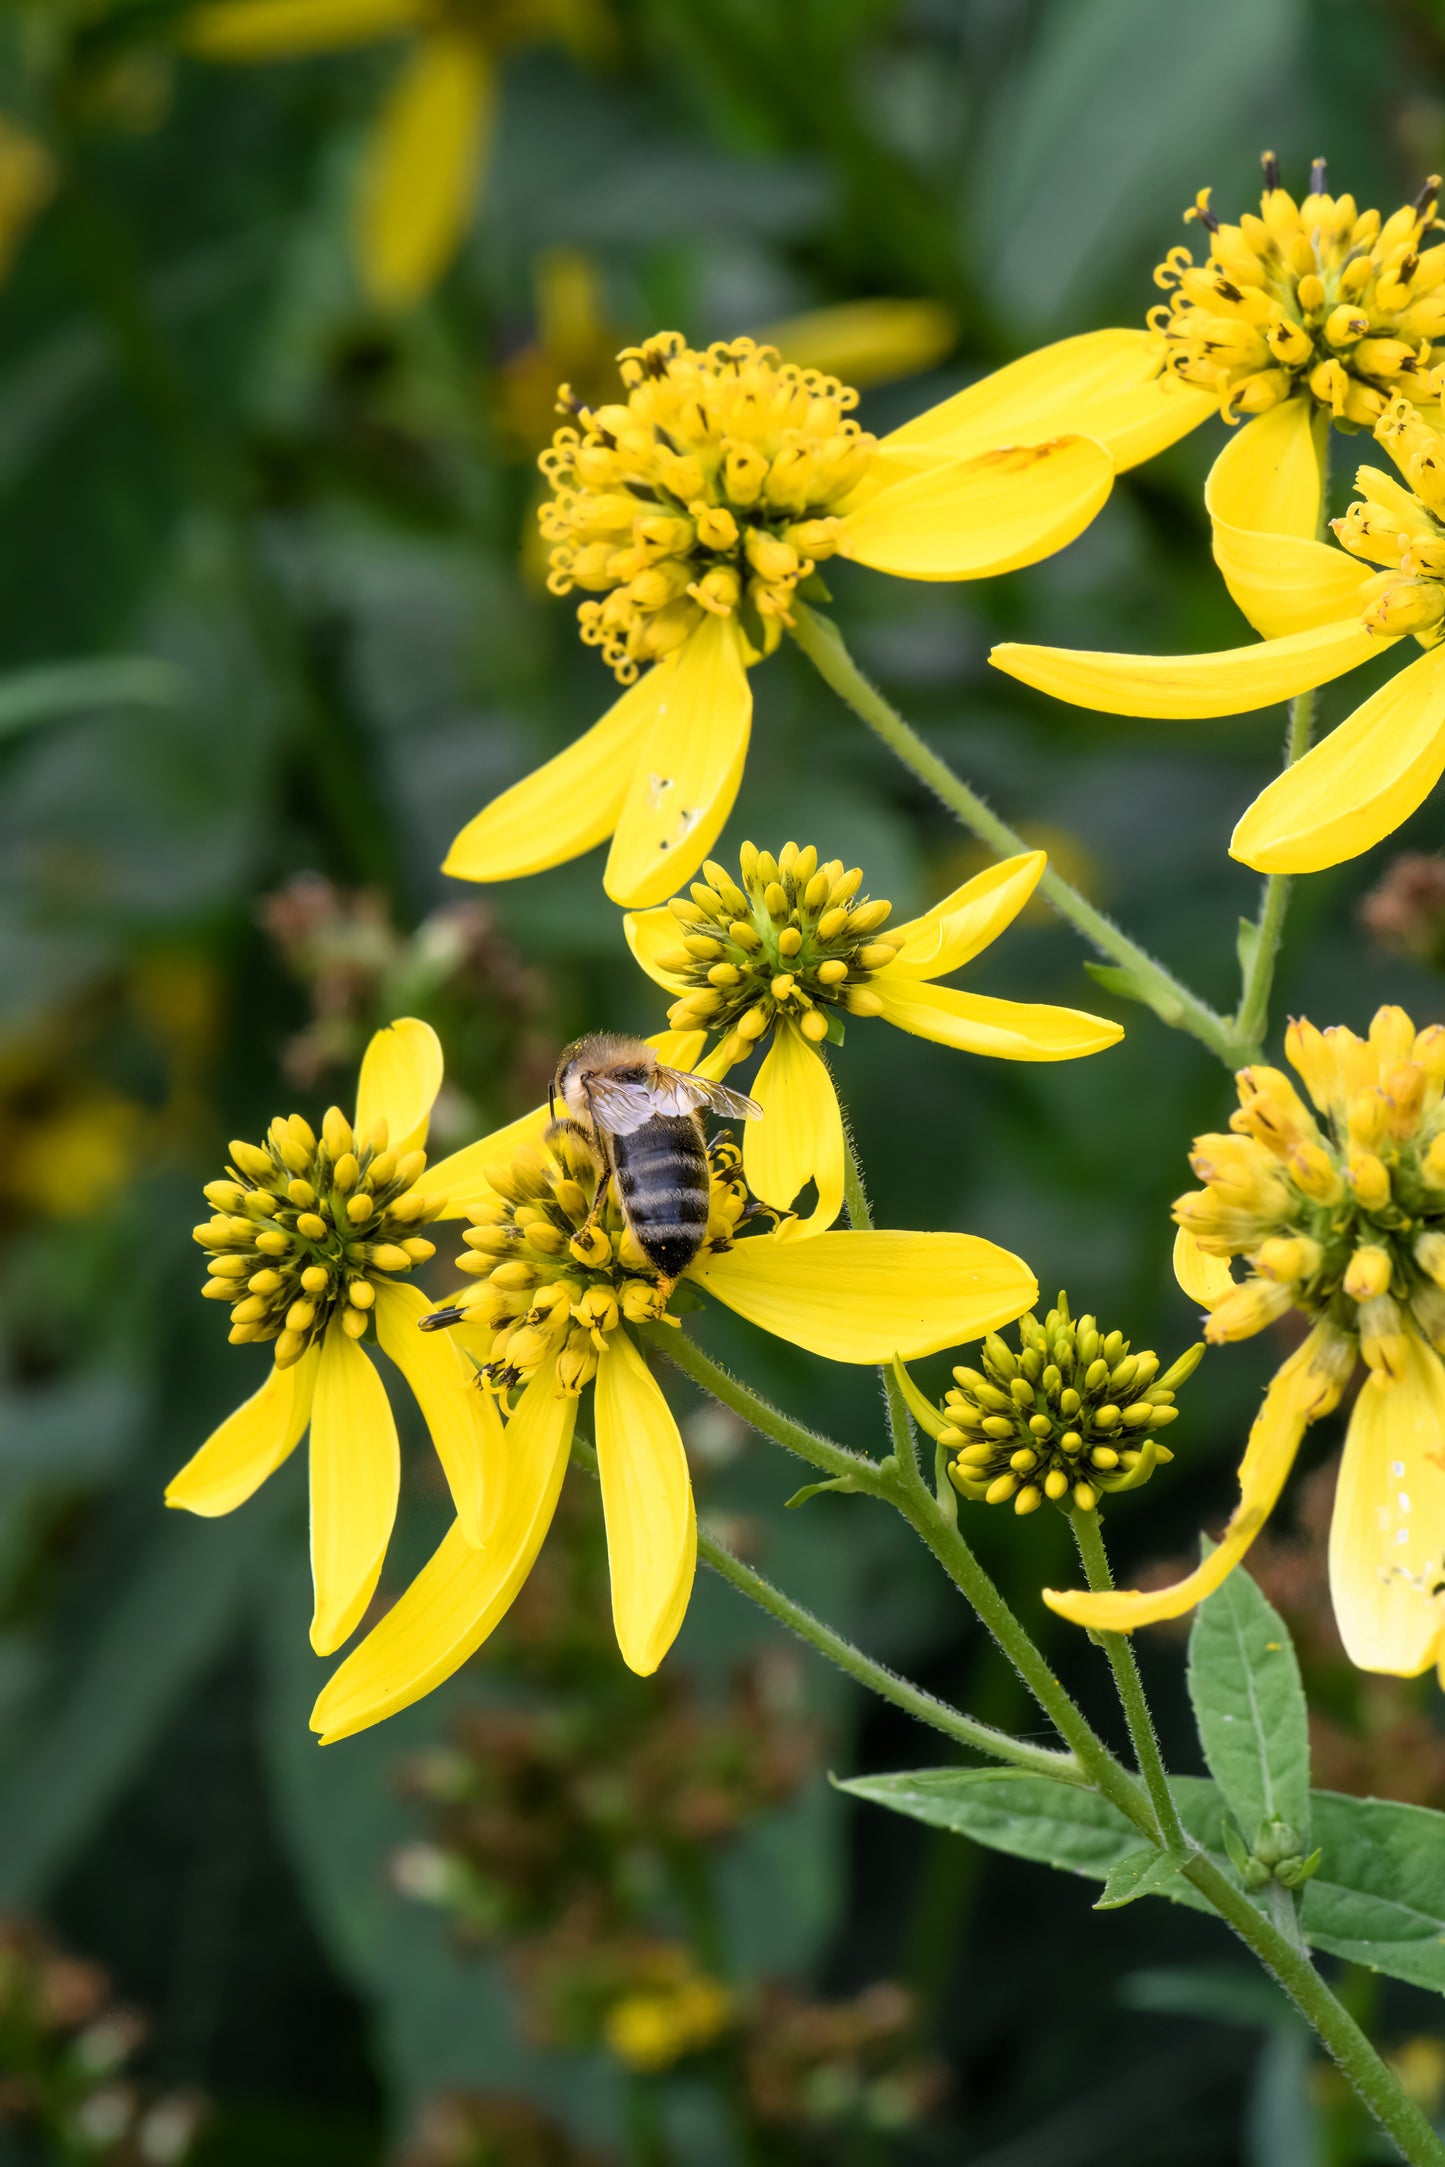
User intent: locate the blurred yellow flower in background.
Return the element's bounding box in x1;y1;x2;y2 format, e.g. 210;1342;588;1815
0;117;56;284
625;841;1121;1229
1048;1007;1445;1683
182;0;608;305
170;1018;507;1657
308;1119;1036;1739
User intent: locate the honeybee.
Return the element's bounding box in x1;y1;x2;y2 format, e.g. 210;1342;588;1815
553;1032;761;1287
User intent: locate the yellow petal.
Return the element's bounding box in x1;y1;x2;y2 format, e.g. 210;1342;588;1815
843;437;1113;582
623;907;691;993
1044;1328;1333;1631
355;1015;442;1154
1173;1227;1236;1312
871;977;1122;1061
183;0;428;60
742;1021;845;1231
1230;643;1445;875
1329;1332;1445;1676
356;32;493;306
310;1367;574;1742
692;1229;1036;1362
879;328;1214;471
991;617;1384;719
650;1029;711;1073
444;665;661;886
165;1346;318;1516
759;299;957;389
604;617;753;908
885;852;1045;980
309;1324;400;1656
594;1330;696;1675
373;1281;501;1547
1205;402;1368;637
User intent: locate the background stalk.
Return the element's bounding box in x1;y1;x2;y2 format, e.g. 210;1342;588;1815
1071;1507;1188;1852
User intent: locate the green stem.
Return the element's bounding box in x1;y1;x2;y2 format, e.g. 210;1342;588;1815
1070;1508;1188;1854
638;1323;878;1489
840;1130;920;1479
1231;681;1316;1061
790;603;1243;1069
693;1522;1085;1784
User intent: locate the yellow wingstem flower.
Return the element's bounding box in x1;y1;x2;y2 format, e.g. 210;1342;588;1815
624;841;1121;1228
181;0;604;305
308;1122;1037;1740
444;331;1124;908
0;117;55;284
1048;1006;1445;1682
991;386;1445;878
169;1018;507;1657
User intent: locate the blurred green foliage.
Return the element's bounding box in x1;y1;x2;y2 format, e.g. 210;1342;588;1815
1;1;1445;2160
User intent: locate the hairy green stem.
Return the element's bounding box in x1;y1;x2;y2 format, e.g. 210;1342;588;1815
790;603;1243;1068
639;1324;878;1489
1071;1508;1188;1854
1230;682;1316;1061
840;1131;920;1478
694;1523;1084;1784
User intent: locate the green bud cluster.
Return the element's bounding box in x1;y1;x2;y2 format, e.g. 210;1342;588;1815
942;1295;1203;1515
1223;1815;1323;1893
192;1105;441;1367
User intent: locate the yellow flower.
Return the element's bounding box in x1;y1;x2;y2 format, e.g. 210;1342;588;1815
444;330;1127;908
624;841;1121;1230
0;117;55;284
181;0;603;305
1047;1006;1445;1683
169;1017;507;1656
308;1121;1036;1740
605;1970;733;2073
991;388;1445;877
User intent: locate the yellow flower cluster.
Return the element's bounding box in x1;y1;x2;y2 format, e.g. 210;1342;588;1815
1153;155;1444;422
195;1109;439;1366
1334;397;1445;643
539;333;871;682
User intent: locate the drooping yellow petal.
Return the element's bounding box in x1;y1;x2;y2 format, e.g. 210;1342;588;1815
1209;529;1370;642
991;618;1384;719
1230;643;1445;875
1329;1332;1445;1677
760;299;957;389
443;651;662;887
843;438;1113;582
1204;401;1368;637
623;907;691;993
373;1281;500;1547
879;328;1214;471
692;1229;1035;1362
871;977;1122;1061
593;1330;696;1676
604;616;753;908
356;31;494;307
1173;1227;1236;1312
1044;1328;1334;1631
183;0;428;60
742;1021;845;1232
310;1366;575;1743
165;1345;319;1517
354;1016;442;1154
885;852;1045;981
309;1324;400;1656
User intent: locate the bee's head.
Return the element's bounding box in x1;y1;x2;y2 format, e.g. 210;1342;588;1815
552;1036;596;1127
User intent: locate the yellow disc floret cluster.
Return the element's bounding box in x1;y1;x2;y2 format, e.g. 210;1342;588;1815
1334;396;1445;643
538;334;874;682
657;840;896;1058
1151;153;1444;423
941;1298;1200;1517
193;1110;441;1366
447;1130;757;1397
1175;1006;1445;1377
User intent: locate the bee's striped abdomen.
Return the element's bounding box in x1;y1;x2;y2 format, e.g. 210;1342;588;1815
612;1114;710;1280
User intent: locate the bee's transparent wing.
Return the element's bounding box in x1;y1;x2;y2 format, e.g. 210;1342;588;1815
581;1073;666;1135
653;1067;762;1122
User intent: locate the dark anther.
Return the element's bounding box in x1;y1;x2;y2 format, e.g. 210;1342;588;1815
1413;175;1441;217
419;1305;466;1332
1310;156;1327;195
1215;276;1243;302
645;349;670;378
1196;202;1220;232
1261;149;1282;192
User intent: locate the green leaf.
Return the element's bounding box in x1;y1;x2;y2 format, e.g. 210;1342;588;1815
1302;1792;1445;1995
1236;916;1262;981
1082;959;1185;1029
823;1008;846;1047
785;1475;863;1508
1188;1561;1311;1847
0;657;190;740
1095;1847;1187;1910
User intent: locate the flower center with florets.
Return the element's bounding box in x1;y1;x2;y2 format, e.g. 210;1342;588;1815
538;334;874;684
658;841;895;1060
1151;154;1443;423
1175;1008;1445;1377
194;1109;441;1366
941;1298;1199;1518
445;1129;763;1399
